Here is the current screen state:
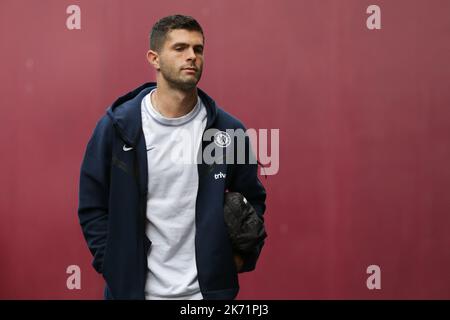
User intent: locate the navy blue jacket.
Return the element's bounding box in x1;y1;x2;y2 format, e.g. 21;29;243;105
78;82;267;300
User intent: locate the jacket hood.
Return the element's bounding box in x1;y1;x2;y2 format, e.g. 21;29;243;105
106;82;218;147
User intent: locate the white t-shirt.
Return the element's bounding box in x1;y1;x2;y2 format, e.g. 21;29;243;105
141;88;207;300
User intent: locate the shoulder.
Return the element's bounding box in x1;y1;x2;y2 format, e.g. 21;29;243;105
86;113;115;150
215;106;247;130
93;112;114;137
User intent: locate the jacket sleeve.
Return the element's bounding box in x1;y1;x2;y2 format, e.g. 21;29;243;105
228;127;267;273
78;115;113;274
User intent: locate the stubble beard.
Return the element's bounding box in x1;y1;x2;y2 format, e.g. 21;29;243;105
159;61;203;92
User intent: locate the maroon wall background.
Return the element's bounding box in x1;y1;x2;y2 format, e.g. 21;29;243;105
1;0;449;299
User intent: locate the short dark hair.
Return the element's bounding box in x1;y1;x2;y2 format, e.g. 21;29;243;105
150;14;204;52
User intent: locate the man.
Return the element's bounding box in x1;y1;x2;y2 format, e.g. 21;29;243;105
78;14;267;300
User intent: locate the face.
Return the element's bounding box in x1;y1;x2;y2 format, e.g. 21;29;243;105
150;29;204;91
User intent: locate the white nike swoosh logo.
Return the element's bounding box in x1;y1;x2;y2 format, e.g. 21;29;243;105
123;145;133;151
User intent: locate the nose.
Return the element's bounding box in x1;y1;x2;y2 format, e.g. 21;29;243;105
186;47;196;62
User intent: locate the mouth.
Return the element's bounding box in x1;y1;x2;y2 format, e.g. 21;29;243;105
182;67;197;73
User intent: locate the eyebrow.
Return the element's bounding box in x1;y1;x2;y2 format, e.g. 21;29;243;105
171;42;204;50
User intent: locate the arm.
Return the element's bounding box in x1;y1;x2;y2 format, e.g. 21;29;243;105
228;129;267;273
78;116;112;274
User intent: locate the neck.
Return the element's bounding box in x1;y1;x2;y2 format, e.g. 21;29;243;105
152;78;198;118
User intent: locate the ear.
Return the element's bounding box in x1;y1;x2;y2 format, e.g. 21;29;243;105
146;49;160;70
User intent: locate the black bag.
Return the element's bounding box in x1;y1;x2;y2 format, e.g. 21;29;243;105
223;192;267;254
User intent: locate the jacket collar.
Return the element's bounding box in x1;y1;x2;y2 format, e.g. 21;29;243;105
106;82;218;147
